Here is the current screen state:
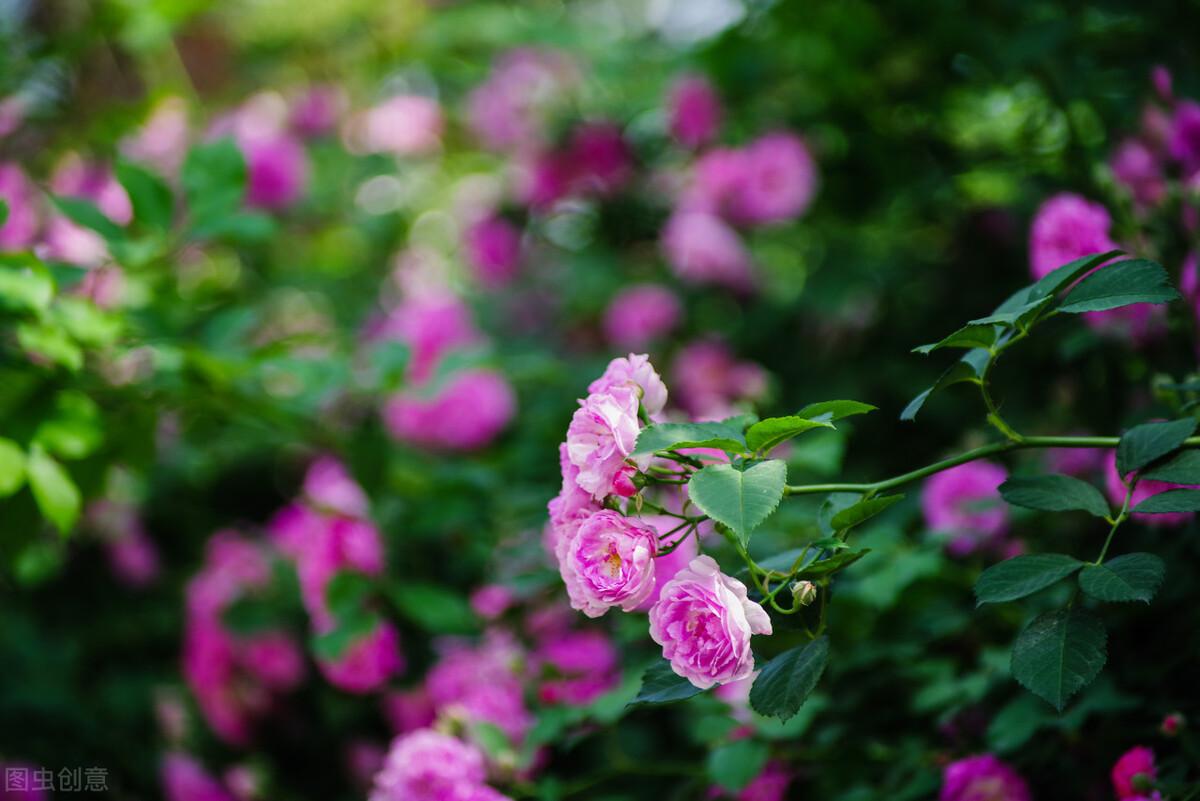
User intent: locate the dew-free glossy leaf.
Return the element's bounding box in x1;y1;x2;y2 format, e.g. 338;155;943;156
633;421;747;456
1058;259;1179;313
26;446;81;535
0;438;26;497
687;460;787;547
998;474;1110;517
1028;249;1124;300
630;660;704;705
975;554;1083;606
1078;553;1165;603
745;416;832;453
1116;418;1197;475
749;636;829;721
795;400;877;423
1011;608;1106;711
913;324;999;354
1131;489;1200;513
829;494;903;531
1140;450;1200;483
901;349;989;421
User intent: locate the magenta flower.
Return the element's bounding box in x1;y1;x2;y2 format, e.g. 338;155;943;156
634;514;700;612
303;455;369;518
42;155;132;267
603;284;682;349
648;555;772;689
242;133;309;210
470;584;515;620
346;94;444;156
728;132;818;226
587;353;670;417
736;761;792;801
556;510;659;617
1105;450;1196;527
1111;138;1167;210
669;75;722;149
1169;100;1200;177
382;369;516;451
289;84;346;138
670;339;768;420
466;48;576;152
161;752;236;801
105;525;161;587
565;384;643;500
939;755;1031;801
1112;746;1157;800
425;633;532;742
535;628;619;705
121;96;191;177
370;294;481;383
369;729;486;801
0;163;40;250
921;462;1009;556
568;122;633;196
662;211;755;291
1180;252;1200;323
464;215;523;287
1028;192;1118;280
318;621;405;694
239;630;306;691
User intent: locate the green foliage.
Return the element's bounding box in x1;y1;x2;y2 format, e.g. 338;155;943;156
0;439;26;497
975;554;1083;606
1057;259;1180;313
1116;418;1197;475
25;445;80;535
633;420;747;456
630;661;703;705
707;738;769;792
795;400;876;424
387;582;479;634
998;474;1110;517
687;460;788;547
1131;489;1200;513
1078;554;1165;603
829;494;904;531
1011;608;1107;711
749;636;829;721
116;161;174;232
745;416;832;454
1140;450;1200;483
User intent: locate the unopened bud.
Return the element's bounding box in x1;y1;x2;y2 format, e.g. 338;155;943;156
791;580;818;606
612;465;639;498
1161;712;1185;736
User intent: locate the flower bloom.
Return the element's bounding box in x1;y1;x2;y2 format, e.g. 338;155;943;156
736;761;792;801
369;293;481;384
939;755;1031;801
466;48;576;152
1104;450;1198;527
369;729;486;801
1111;138;1166;210
161;752;237;801
1028;192;1118;280
728;132;818;226
41;155;132;267
425;633;532;742
661;211;755;291
635;514;700;612
648;555;772;689
464;215;523;287
242;133;309;210
565;385;643;500
1112;746;1158;800
670;339;767;420
121;96;190;177
668;74;721;149
1168;100;1200;178
382;369;516;451
346;94;444;156
535;629;619;705
921;462;1009;556
587;353;669;417
603;284;682;349
304;455;370;518
0;163;40;250
319;621;406;694
556;510;658;617
290;84;346;138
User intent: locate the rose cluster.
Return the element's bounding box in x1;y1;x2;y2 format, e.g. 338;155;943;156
549;354;772;689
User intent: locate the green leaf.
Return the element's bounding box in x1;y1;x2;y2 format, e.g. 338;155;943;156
816;492;861;536
1011;608;1107;711
1140;450;1200;483
1028;249;1124;300
901;349;989;421
0;438;26;497
687;460;788;546
54;297;122;346
1078;553;1165;603
189;211;276;244
387;582;479;634
630;660;704;705
183;138;247;220
33;391;103;460
310;612;380;661
1058;259;1179;313
26;445;81;535
706;738;769;792
1131;489;1200;514
749;636;829;721
0;265;54;313
16;321;83;371
830;494;903;531
794;548;871;579
0;198;7;226
325;571;375;619
975;554;1083;606
633;421;747;457
1116;419;1197;475
913;324;999;354
115;161;174;232
744;416;832;453
795;400;877;423
998;474;1110;517
50;196;126;242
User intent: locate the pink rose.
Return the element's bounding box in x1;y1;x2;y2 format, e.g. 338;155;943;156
727;132;818;226
464;215;523;287
1112;746;1157;800
1028;192;1118;280
318;621;405;694
587;353;669;417
1168;100;1200;177
603;284;682;349
939;755;1031;801
1111;138;1166;210
565;385;643;500
648;555;772;689
634;515;700;612
161;752;237;801
242;134;309;210
1104;451;1197;527
556;510;658;617
535;628;619;705
668;75;721;149
346;95;444;156
382;369;516;451
0;163;40;250
661;211;755;291
921;461;1009;557
670;339;768;420
369;729;486;801
567;122;633;196
121;96;190;177
303;455;369;518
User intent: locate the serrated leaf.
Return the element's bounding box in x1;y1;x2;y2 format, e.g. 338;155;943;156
26;445;80;535
633;421;747;457
1116;418;1197;475
630;660;704;705
707;739;769;792
1028;249;1124;300
745;416;832;453
975;554;1083;606
688;460;787;546
1058;259;1179;313
998;474;1110;517
0;438;26;497
116;161;174;232
901;349;989;421
1078;553;1165;603
830;494;903;531
795;400;877;423
1131;489;1200;513
913;324;999;354
1140;450;1200;483
1011;608;1106;711
794;548;871;579
749;636;829;721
